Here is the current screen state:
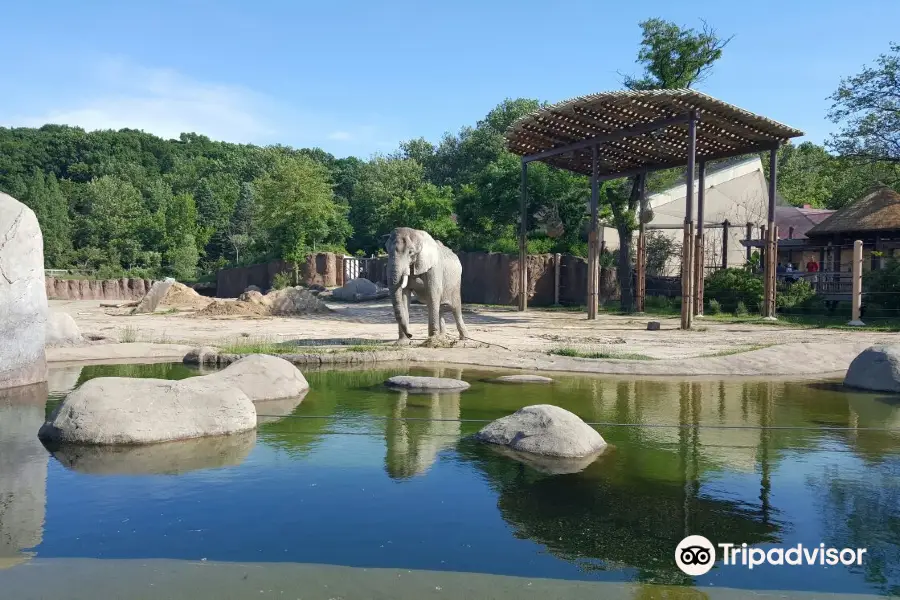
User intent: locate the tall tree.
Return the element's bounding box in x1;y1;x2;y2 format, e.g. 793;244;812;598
253;156;350;263
610;18;731;311
623;18;732;90
228;181;255;265
829;43;900;163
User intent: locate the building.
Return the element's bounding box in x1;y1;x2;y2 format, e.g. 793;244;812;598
601;155;775;275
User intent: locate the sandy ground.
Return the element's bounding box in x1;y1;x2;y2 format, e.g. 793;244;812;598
0;558;882;600
47;299;900;377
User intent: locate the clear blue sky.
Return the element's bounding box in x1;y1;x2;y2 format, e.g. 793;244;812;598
3;0;899;158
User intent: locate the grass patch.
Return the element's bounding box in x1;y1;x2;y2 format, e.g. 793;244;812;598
219;336;306;355
549;347;655;360
119;325;139;343
698;344;774;358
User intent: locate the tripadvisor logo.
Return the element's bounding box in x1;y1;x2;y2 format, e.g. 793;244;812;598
675;536;867;576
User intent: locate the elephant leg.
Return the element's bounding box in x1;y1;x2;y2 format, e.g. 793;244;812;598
427;295;441;338
439;306;448;335
451;297;469;340
395;288;413;344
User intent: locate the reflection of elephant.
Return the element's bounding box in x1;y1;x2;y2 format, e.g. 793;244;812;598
385;390;461;479
386;227;468;343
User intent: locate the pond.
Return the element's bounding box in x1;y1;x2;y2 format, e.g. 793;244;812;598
1;362;899;598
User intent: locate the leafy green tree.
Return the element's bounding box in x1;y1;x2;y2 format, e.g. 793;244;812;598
20;170;72;267
623;18;732;90
829;43;900;163
165;233;200;280
253;156;350;262
82;175;148;272
228;182;255;264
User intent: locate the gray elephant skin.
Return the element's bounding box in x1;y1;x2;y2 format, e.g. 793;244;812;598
386;227;468;343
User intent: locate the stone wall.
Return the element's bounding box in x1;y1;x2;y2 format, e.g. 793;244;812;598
45;278;155;301
216;253;344;298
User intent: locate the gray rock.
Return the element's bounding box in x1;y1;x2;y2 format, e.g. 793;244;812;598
45;311;83;347
332;278;378;301
47;366;83;395
182;346;219;365
130;278;174;314
485;444;604;475
647;321;661;331
475;404;606;458
216;354;309;402
0;192;48;389
492;375;554;384
46;430;256;475
385;375;470;392
244;285;262;293
844;345;900;393
38;377;257;445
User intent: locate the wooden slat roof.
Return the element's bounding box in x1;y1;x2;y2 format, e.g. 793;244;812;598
505;89;804;177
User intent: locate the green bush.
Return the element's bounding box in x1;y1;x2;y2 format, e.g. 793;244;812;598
776;279;816;314
865;258;900;312
706;298;721;315
735;301;749;317
705;268;764;313
271;271;293;290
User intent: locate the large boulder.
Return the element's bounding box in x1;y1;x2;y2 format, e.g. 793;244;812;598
38;354;310;445
216;354;309;402
38;377;257;445
45;311;83;347
385;375;470;392
844;345;900;393
0;192;48;389
475;404;607;458
332;278;377;301
130;278;174;314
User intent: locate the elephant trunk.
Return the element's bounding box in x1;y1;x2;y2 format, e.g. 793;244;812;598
392;285;412;339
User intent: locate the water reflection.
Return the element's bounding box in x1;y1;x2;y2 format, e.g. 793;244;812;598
45;431;257;475
385;390;461;479
0;383;48;569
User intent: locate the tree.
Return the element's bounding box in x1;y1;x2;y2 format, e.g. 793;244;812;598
253;156;350;262
228;181;255;264
20;170;72;267
623;18;732;90
829;43;900;163
82;175;148;272
609;18;731;311
165;233;200;280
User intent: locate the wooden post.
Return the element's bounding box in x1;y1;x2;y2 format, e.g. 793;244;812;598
680;110;697;329
554;253;561;306
722;220;730;269
763;148;778;318
849;239;865;326
760;225;767;271
518;161;528;311
694;161;706;316
636;174;647;313
588;144;600;319
745;223;753;263
681;222;694;329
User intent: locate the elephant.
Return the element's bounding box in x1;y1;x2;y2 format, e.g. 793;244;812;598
386;227;469;344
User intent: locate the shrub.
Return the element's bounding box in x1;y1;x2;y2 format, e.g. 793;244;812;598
705;268;764;313
865;258;900;312
707;298;722;315
735;301;749;317
271;271;293;290
776;279;816;314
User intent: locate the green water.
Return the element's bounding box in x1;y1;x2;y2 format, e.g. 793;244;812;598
4;362;900;598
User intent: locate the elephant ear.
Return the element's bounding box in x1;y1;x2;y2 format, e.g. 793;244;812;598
413;233;439;275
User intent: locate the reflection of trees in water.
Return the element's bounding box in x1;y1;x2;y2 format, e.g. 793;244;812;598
458;438;779;585
0;383;48;569
811;460;900;597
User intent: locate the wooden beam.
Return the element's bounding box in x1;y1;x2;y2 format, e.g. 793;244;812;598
694;160;706;316
763;148;778;318
681;111;697;329
588;144;600;319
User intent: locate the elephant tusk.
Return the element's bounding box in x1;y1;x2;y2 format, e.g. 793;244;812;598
400;275;408;289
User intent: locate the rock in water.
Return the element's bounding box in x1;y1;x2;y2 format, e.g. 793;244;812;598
45;312;83;347
476;404;606;458
0;192;48;389
844;345;900;393
384;375;470;392
491;375;554;384
38;377;257;445
39;354;310;445
216;354;309;402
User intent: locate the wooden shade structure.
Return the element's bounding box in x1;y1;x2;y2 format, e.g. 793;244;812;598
505;89;803;327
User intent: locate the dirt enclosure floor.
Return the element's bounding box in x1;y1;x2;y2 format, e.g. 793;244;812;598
48;298;900;377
